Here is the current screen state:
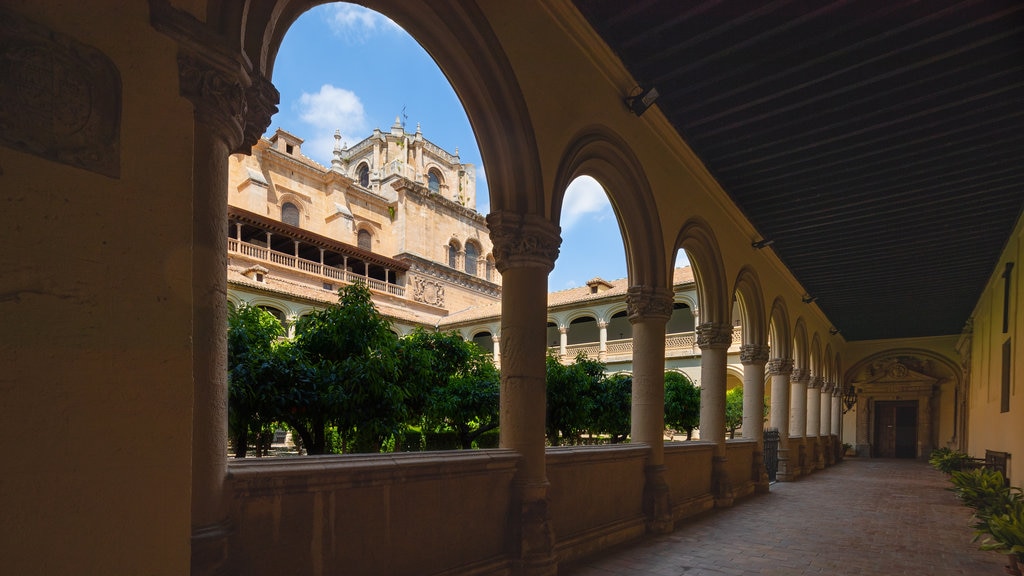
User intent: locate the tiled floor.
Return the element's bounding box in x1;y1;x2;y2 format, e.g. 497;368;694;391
564;458;1009;576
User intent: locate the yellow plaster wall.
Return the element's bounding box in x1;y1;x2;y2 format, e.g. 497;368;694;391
0;2;195;573
965;215;1024;488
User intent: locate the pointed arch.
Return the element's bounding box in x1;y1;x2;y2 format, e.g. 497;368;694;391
552;126;666;289
675;218;729;325
768;297;792;360
793;317;809;373
810;332;823;378
732;266;768;347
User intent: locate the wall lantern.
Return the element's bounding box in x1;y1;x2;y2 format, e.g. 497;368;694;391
626;86;660;116
842;385;858;413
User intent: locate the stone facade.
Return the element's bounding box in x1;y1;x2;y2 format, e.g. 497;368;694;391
226;125;498;331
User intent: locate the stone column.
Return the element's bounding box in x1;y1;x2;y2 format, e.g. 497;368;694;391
807;376;823;471
832;388;842;436
789;368;809;478
697;322;735;507
598;320;608;362
486;211;561;576
172;36;278;575
741;344;770;493
820;382;834;465
492;334;501;365
768;358;795;481
558;326;568;362
627;286;675;533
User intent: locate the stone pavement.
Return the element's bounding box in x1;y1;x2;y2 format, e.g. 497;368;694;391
564;458;1008;576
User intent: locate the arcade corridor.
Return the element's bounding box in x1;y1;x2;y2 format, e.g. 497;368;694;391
565;459;1004;576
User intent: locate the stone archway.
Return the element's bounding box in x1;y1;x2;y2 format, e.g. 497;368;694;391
845;351;961;459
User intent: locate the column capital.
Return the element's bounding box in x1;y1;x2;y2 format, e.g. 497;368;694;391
791;368;810;383
767;358;794;376
597;320;608;329
740;344;771;365
558;326;567;335
696;322;734;350
626;286;675;323
153;2;279;153
808;376;823;389
486;211;561;273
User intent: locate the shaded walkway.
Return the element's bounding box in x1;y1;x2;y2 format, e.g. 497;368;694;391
565;459;1006;576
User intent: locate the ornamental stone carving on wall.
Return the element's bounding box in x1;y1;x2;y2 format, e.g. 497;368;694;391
412;277;445;307
0;7;121;178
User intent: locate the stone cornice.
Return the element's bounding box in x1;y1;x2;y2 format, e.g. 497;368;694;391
486;212;561;273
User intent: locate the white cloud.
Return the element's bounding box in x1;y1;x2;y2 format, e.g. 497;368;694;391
561;175;611;230
293;84;368;165
321;4;401;43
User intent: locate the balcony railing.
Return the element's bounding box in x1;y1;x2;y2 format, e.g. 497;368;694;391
229;238;405;298
549;327;742;362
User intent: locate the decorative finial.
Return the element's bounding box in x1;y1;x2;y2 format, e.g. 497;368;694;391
333;129;341;150
416;122;421;134
454;146;459;156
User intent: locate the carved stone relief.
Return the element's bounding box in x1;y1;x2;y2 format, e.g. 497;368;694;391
412;277;445;307
0;6;121;177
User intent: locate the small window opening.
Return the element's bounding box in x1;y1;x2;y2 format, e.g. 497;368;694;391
285;144;294;155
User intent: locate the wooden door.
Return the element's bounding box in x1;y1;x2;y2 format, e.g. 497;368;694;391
873;401;918;458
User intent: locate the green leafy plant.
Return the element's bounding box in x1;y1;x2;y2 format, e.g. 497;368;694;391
930;447;976;474
978;498;1024;563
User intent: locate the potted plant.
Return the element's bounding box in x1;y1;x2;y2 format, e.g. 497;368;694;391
949;467;1024;575
977;498;1024;576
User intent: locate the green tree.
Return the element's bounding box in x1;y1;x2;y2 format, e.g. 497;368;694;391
725;385;744;439
664;371;700;440
400;329;500;449
590;373;631;443
293;283;401;453
227;303;285;458
546;352;604;445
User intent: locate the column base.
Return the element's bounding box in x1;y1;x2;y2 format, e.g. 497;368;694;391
191;520;231;576
643;464;673;534
711;456;735;507
510;482;557;576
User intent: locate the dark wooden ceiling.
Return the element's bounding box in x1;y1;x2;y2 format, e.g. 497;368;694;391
572;0;1024;341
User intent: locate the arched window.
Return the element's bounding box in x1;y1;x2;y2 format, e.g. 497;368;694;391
281;202;300;227
428;170;441;193
448;241;459;268
257;305;286;327
357;163;369;188
357;229;372;251
485;257;494;282
464;242;479;276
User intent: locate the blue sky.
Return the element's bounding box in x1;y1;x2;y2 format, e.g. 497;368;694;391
270;4;687;291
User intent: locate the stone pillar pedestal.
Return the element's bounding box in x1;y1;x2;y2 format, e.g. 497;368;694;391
776;447;795;482
627;286;675;533
698;322;734;506
487;211;561;576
